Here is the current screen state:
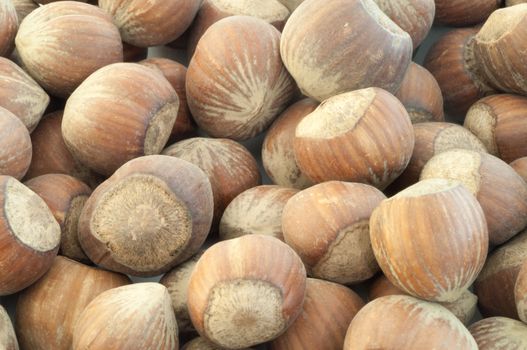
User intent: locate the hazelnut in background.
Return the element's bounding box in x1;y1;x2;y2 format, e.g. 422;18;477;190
282;181;385;284
0;305;18;350
78;155;213;276
15;256;131;350
280;0;412;101
99;0;201;47
510;157;527;182
15;2;123;97
469;317;527;349
434;0;500;26
293;87;414;189
187;235;306;349
72;283;178;350
62;63;179;176
0;106;32;180
12;0;38;22
0;0;17;57
25;174;92;262
0;176;61;295
515;260;527;322
0;57;50;132
186;15;296;140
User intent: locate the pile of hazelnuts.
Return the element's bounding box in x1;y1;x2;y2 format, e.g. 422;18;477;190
1;0;527;349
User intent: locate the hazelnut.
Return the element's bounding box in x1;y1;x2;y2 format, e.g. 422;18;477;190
12;0;38;22
510;157;527;182
386;122;486;194
507;0;527;5
271;278;365;350
0;0;17;57
183;337;254;350
163;137;260;229
370;178;488;302
78;155;213;276
0;176;60;295
160;253;201;335
515;260;527;322
293;88;414;189
421;149;527;245
434;0;500;26
474;229;527;319
0;305;18;350
140;58;196;141
473;5;527;95
122;42;148;63
464;94;527;163
186;15;296;140
99;0;201;47
72;283;178;350
369;274;478;325
395;62;444;123
469;317;527;349
282;181;385;284
187;0;290;57
24;111;100;187
62;63;179;176
219;185;298;241
280;0;412;101
0;57;49;131
423;28;495;118
25;174;92;262
262;98;317;190
373;0;435;48
15;256;131;350
343;295;478;349
0;107;32;180
187;235;306;349
15;2;123;97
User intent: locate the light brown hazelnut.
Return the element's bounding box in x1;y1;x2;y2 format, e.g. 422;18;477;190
187;0;289;57
282;181;385;284
0;107;32;180
188;235;306;349
187;15;296;140
343;295;478;349
62;63;179;176
271;278;364;350
421;149;527;245
464;94;527;163
370;178;488;302
0;305;18;350
369;274;478;325
474;229;527;319
78;155;213;276
280;0;412;101
162;137;260;229
160;254;201;335
25;111;100;187
15;2;123;97
469;317;527;349
25;174;91;262
395;62;444;123
293;87;414;189
72;283;178;350
473;5;527;95
0;0;17;57
15;256;131;350
0;176;60;295
140;58;196;141
423;28;495;118
99;0;201;47
373;0;435;48
262;98;317;190
515;259;527;322
219;185;298;241
0;57;49;131
435;0;500;26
